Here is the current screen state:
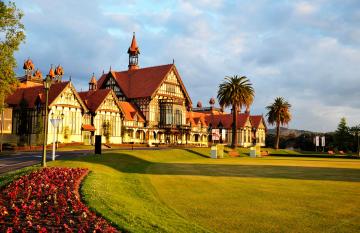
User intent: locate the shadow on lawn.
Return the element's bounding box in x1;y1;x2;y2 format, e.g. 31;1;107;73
67;152;360;182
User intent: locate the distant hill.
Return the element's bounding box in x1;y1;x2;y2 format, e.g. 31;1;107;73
267;127;315;137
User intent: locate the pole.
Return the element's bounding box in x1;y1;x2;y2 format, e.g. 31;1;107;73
42;88;49;167
52;124;56;161
357;132;359;156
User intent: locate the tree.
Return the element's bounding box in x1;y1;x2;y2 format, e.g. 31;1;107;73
334;117;352;151
349;124;360;156
217;75;254;148
266;97;291;149
0;1;26;151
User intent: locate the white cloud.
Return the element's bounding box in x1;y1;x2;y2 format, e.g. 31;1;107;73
12;0;360;132
294;2;317;16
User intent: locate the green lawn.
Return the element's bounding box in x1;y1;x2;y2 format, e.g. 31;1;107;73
2;148;360;232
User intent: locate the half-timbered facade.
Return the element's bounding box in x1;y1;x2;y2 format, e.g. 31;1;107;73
6;80;88;146
96;33;205;145
79;77;123;145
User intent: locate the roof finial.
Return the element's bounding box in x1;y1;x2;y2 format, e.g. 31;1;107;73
69;76;72;81
102;70;104;75
172;58;175;64
109;65;112;72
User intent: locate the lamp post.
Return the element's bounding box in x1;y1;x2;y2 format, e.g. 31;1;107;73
41;75;52;167
50;113;64;161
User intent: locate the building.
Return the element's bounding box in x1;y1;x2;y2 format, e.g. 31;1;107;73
96;33;202;145
6;79;87;146
78;74;123;145
191;99;267;147
4;33;266;148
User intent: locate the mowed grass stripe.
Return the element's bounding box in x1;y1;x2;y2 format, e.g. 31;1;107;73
43;148;360;232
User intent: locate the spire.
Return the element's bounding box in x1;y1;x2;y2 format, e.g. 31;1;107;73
23;58;35;77
48;64;55;79
128;32;140;70
89;73;97;91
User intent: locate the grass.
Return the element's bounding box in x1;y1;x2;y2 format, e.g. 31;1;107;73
0;165;39;188
47;149;360;233
1;148;360;232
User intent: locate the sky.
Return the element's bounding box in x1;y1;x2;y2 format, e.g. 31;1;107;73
12;0;360;132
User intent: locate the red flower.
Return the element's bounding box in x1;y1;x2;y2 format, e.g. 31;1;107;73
0;168;119;232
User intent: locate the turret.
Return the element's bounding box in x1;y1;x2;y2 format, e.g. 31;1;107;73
128;32;140;70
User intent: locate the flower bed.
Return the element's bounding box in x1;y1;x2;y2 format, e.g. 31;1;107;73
0;167;119;232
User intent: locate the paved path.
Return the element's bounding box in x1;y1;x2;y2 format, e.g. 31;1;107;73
0;150;92;174
0;146;166;175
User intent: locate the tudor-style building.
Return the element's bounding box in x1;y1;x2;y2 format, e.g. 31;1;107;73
78;75;123;145
191;102;267;147
96;33;199;145
6;80;88;145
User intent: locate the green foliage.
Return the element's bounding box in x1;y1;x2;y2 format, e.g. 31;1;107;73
266;97;292;149
0;1;26;110
35;111;43;145
102;121;111;142
63;126;70;139
217;75;254;148
334;117;352;151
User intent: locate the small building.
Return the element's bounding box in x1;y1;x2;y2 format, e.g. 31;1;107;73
118;101;147;144
186;112;209;146
6;62;88;146
78;74;123;145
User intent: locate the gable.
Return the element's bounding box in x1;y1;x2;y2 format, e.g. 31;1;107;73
156;70;185;99
51;84;85;110
97;92;121;112
103;75;125;97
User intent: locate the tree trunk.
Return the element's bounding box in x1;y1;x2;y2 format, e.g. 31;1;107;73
231;105;238;148
275;120;280;149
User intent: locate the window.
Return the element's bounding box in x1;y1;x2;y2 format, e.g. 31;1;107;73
174;109;182;126
160;103;173;125
166;84;175;93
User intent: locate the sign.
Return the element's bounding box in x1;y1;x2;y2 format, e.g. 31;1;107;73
321;136;325;147
212;129;220;140
315;136;319;147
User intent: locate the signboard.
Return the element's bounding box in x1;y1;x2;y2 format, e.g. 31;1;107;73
212;129;220;141
321;136;325;147
315;136;319;147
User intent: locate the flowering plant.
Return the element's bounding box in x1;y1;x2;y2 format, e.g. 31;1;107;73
0;167;119;232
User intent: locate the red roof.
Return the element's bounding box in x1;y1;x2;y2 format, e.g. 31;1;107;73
186;112;208;127
78;89;117;112
97;64;192;105
250;115;266;130
204;113;250;129
6;82;70;108
118;101;145;122
128;33;140;54
82;124;96;131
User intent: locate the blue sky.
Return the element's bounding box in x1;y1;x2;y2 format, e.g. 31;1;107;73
12;0;360;132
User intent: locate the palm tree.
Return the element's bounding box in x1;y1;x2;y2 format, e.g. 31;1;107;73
217;75;254;148
266;97;292;149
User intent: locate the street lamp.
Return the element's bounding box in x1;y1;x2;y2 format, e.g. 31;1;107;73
50;112;64;161
41;74;52;167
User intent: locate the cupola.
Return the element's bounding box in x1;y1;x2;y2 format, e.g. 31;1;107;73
127;32;140;70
